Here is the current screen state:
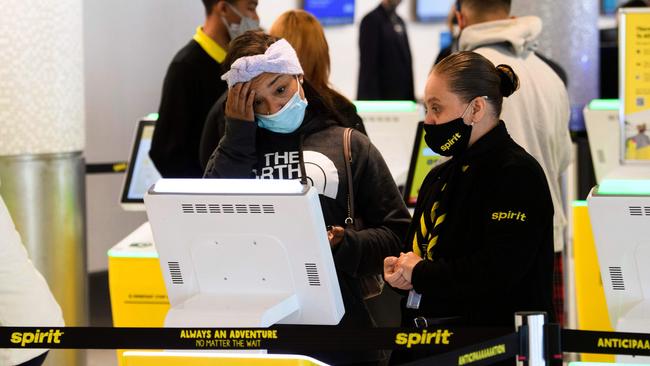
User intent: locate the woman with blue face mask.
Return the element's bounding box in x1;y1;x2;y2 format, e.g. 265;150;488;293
384;51;555;365
204;31;411;366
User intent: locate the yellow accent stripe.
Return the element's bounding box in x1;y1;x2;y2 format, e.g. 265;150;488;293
426;236;438;259
416;199;445;260
435;213;446;227
193;26;227;63
113;162;127;172
462;165;469;172
420;213;428;238
429;201;439;226
412;235;422;257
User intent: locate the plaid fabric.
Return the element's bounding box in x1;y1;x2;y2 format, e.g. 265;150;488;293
553;253;564;326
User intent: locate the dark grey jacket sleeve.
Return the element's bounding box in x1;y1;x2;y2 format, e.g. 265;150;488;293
199;92;227;171
333;131;411;277
203;117;257;178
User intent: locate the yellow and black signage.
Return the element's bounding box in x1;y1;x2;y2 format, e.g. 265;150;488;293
10;329;64;347
562;329;650;357
180;329;279;349
0;326;512;353
6;327;650;364
597;337;650;350
395;329;454;348
457;343;507;366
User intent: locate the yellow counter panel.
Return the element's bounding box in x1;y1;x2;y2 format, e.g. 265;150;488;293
123;351;327;366
572;202;614;363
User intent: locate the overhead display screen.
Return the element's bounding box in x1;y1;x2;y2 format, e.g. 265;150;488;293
416;0;455;22
303;0;355;26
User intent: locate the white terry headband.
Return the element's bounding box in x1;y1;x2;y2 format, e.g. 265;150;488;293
221;38;304;88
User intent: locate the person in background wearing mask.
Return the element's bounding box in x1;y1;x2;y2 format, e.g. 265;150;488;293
204;31;410;366
150;0;259;178
384;52;554;365
1;186;64;366
357;0;414;101
199;9;367;170
455;0;571;325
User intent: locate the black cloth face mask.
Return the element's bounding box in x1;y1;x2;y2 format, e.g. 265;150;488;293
423;101;474;157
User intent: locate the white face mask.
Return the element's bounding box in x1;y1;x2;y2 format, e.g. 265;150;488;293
222;2;260;40
254;77;308;134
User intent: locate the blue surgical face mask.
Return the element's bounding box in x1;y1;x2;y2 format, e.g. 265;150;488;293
255;79;308;134
222;3;260;40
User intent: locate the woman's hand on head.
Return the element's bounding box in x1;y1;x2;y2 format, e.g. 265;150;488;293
225;82;256;122
384;256;413;290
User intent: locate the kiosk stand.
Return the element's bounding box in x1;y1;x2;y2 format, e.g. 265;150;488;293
144;179;344;329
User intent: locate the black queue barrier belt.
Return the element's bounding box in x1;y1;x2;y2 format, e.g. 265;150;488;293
4;325;650;366
562;329;650;357
400;332;519;366
0;326;511;353
86;162;127;174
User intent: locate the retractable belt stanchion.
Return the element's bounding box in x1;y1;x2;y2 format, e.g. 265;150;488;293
515;312;547;366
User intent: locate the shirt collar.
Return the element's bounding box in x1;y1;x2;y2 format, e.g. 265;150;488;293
193;26;227;63
462;121;510;161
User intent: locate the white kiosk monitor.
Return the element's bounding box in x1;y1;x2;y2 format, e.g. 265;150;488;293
583;99;621;183
144;179;345;328
588;166;650;363
354;101;422;187
121;116;161;211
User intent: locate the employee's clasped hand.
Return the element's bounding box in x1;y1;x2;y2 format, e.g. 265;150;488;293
225;82;255;122
384;251;423;290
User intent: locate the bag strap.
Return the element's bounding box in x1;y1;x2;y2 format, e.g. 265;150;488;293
343;128;355;226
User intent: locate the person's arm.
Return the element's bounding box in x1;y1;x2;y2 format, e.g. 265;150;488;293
357;14;382;100
203;117;257;178
204;82;258;178
149;61;201;177
333;131;411;277
407;163;553;299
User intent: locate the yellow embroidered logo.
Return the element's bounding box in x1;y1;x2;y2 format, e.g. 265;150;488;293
491;211;527;222
395;329;454;348
440;133;462;151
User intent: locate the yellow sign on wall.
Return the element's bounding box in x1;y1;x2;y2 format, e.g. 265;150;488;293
621;9;650;160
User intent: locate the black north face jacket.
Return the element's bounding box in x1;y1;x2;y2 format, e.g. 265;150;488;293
204;94;410;365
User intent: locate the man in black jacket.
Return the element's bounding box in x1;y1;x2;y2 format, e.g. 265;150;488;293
149;0;259;178
357;0;415;101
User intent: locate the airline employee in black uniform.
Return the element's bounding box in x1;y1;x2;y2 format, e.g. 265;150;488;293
150;0;260;178
357;0;414;100
384;51;554;364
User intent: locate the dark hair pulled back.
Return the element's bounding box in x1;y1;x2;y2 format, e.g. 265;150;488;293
433;51;520;117
496;64;519;98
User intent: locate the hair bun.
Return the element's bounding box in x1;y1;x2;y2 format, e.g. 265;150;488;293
496;64;519;97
